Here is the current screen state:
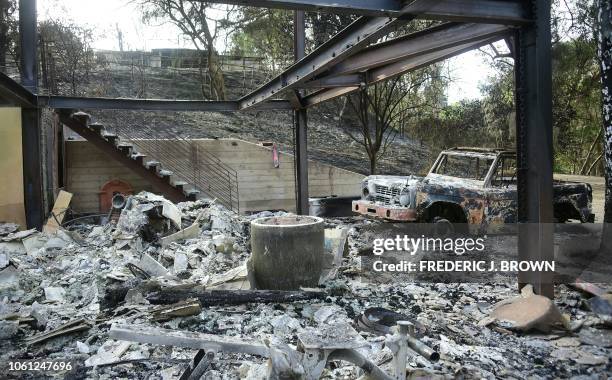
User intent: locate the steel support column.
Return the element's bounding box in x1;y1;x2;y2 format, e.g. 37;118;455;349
514;0;554;298
19;0;44;230
294;10;309;215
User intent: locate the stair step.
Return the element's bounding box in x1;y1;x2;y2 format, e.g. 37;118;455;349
72;111;91;124
117;143;133;155
145;161;160;171
159;169;173;183
173;181;188;191
131;153;146;164
103;133;118;143
185;189;200;201
88;123;104;134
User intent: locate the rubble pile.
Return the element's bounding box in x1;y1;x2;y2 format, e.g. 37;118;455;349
0;192;610;379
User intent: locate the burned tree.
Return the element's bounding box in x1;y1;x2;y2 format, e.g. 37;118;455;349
38;21;94;96
140;0;228;100
599;0;612;249
343;70;446;175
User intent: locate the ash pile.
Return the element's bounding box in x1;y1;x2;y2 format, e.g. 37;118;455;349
0;192;610;379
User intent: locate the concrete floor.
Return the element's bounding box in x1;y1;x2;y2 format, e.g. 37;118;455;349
554;174;605;222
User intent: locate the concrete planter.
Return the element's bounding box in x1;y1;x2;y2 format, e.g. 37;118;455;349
250;216;324;290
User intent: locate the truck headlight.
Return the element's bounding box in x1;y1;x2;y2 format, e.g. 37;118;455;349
362;187;370;198
399;194;410;207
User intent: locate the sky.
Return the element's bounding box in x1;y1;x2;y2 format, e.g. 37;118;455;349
38;0;495;103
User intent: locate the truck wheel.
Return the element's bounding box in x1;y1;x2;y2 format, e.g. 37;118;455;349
432;217;454;235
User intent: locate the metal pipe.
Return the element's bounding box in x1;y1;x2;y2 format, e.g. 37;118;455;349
406;336;439;362
327;349;394;380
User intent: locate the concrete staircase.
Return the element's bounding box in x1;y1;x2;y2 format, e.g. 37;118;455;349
58;110;200;203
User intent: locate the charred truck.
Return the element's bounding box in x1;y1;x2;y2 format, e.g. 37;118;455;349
353;148;595;227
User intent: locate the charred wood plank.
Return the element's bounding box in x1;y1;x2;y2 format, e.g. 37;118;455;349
146;289;326;306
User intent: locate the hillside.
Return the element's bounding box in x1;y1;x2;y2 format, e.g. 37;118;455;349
79;62;434;176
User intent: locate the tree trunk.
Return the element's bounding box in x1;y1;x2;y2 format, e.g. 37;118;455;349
598;0;612;250
580;129;603;175
207;47;227;100
369;154;377;175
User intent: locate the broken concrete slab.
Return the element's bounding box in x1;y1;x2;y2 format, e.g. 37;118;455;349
22;233;47;255
85;340;132;367
77;340;91;354
0;265;19;290
161;200;183;229
2;229;37;242
173;252;189;273
207;263;249;290
161;222;200;247
44;287;66;303
137;253;169;277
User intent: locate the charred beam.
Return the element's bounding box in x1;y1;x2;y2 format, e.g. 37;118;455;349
0;72;36;107
514;0;554;298
237;1;424;110
146;288;326;306
19;0;44;230
301;73;364;88
303;36;502;108
323;23;511;77
200;0;530;24
294;10;310;215
39;96;291;112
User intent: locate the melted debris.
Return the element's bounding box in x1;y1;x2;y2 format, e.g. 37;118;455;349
0;192;610;379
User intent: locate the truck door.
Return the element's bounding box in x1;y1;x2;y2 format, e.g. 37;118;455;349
485;155;518;228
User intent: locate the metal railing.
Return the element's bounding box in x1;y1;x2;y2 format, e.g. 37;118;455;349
108;120;240;212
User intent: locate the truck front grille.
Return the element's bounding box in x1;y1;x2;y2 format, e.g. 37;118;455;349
374;185;400;205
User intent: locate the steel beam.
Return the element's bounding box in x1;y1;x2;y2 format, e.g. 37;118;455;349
294;10;309;215
323;23;511;77
302;36;502;108
201;0;530;24
237;1;423;110
301;74;364;89
38;96;292;112
0;72;37;107
19;0;44;230
514;1;554;298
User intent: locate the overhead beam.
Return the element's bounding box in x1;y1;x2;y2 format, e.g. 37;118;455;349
237;1;423;110
38;96;292;112
0;72;37;107
205;0;403;16
238;0;525;110
323;23;511;77
302;35;505;107
301;73;364;88
201;0;530;24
